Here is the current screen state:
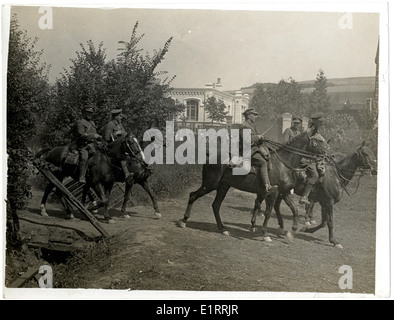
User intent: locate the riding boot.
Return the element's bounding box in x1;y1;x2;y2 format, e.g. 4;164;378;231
258;163;278;195
78;159;88;184
121;160;134;183
299;183;314;205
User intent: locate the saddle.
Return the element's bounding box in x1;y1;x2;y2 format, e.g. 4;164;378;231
64;149;79;165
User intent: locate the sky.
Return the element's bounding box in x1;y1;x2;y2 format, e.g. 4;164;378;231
7;4;381;91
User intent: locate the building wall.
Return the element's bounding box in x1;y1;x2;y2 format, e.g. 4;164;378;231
170;83;249;130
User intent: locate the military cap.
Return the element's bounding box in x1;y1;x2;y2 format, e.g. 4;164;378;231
310;113;325;121
242;108;259;116
111;109;123;115
83;105;96;113
292;116;302;123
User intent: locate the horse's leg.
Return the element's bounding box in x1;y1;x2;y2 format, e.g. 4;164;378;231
300;204;327;234
325;203;342;248
250;195;264;232
120;182;133;219
139;180;161;218
304;201;316;225
273;195;284;230
261;192;278;242
40;182;55;216
102;183;115;223
211;184;231;235
53;187;75;219
177;185;215;228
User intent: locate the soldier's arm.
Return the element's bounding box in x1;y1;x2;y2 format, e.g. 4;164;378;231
103;122;115;142
76;120;98;140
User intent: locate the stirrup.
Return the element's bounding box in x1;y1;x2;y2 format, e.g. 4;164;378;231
299;196;310;205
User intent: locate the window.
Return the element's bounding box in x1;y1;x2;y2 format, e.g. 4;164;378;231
186;99;199;120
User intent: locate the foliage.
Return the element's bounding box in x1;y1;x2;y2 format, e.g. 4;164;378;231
320;112;361;153
309;69;330;114
204;96;228;123
7;15;50;217
43;21;185;145
250;78;308;119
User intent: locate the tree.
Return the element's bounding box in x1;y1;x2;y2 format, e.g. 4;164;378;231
7;14;50;243
250;78;308;119
310;69;330;114
204;96;228;124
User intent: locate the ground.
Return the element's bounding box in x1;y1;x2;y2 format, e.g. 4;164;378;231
6;174;377;295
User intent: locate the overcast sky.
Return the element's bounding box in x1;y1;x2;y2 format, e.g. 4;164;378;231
9;5;380;91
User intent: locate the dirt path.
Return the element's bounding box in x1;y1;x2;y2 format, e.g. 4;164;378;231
17;175;376;294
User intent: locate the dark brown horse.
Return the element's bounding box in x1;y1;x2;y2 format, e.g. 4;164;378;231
82;134;161;222
263;141;376;248
38;134;160;223
177;131;317;242
297;141;376;248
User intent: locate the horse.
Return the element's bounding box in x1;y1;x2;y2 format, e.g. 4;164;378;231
82;133;161;222
261;141;376;248
37;133;160;223
177;131;318;242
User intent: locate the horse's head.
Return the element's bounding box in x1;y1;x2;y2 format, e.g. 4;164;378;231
356;140;377;171
124;133;146;163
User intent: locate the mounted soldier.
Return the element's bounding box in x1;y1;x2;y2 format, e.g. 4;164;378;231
103;108;133;182
298;113;330;205
283;116;303;143
240;108;278;195
71;105;102;184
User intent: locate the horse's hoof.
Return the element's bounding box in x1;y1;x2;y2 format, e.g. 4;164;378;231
222;230;230;236
66;214;75;220
250;227;257;233
310;220;317;225
300;226;308;232
154;212;161;219
121;214;131;219
40;211;49;217
334;243;343;249
106;219;116;224
177;220;186;228
305;221;311;226
285;231;294;243
263;236;272;242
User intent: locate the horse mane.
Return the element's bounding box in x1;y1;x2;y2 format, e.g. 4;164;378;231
272;131;309;152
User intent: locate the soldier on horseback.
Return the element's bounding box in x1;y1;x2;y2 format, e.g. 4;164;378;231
103;108;133;182
283;116;303;143
241;108;278;195
72;105;103;184
299;113;330;205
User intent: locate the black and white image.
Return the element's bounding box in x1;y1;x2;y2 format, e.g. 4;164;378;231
2;2;390;299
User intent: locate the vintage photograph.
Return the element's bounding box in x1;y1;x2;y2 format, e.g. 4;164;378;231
2;2;389;299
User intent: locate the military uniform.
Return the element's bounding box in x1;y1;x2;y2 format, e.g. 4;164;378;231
299;113;330;205
103;109;127;143
240;108;277;195
283;116;303;143
72;105;101;184
104;109;133;182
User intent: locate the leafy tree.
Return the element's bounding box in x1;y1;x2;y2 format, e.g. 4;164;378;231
47;22;184;143
7;14;50;242
310;69;330;114
42;40;109;146
250;78;308;119
204;96;228;124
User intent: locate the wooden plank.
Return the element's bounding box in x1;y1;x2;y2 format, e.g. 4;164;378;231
9;266;39;288
36;167;109;238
